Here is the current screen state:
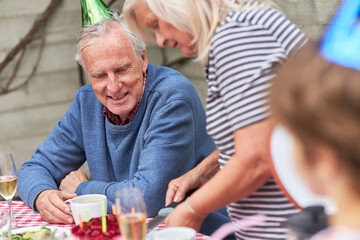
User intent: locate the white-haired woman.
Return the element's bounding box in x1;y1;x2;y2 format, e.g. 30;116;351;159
123;0;307;239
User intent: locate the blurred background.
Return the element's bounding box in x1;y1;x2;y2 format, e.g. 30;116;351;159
0;0;340;190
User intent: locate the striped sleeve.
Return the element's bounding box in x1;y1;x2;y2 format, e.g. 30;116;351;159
207;8;306;132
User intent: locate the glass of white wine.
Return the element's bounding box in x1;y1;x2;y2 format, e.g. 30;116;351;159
0;152;18;238
115;187;147;240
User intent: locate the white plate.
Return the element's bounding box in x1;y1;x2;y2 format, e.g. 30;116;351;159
12;226;70;239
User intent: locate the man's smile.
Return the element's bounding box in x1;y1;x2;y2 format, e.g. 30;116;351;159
110;92;128;100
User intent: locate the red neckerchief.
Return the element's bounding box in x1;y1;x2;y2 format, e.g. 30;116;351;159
103;71;148;125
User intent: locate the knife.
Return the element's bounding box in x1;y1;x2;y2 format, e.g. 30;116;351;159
147;190;196;232
147;201;179;232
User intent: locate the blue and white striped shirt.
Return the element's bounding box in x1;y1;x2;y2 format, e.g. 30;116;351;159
206;4;307;240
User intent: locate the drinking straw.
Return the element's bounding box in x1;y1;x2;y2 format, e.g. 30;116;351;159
112;204;116;215
78;212;83;228
101;200;107;233
130;207;139;240
84;209;89;222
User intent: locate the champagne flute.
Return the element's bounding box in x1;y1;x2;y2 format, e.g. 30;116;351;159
0;152;18;237
115;187;147;240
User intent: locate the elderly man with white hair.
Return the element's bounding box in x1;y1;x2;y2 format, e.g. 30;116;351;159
17;14;231;236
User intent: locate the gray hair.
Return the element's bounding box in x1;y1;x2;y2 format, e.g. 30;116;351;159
75;12;146;68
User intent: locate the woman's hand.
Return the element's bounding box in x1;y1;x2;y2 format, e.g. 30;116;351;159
164;200;206;232
165;149;220;206
166;169;200;206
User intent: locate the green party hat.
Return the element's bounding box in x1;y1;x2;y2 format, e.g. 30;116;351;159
81;0;112;27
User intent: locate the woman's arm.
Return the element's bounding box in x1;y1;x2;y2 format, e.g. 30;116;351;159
165;119;275;231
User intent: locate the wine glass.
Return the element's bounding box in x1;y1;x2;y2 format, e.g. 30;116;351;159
115;187;147;240
0;152;18;237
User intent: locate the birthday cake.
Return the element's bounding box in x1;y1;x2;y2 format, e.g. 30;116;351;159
70;214;122;240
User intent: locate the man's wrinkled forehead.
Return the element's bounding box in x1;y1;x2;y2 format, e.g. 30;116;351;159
81;26;134;55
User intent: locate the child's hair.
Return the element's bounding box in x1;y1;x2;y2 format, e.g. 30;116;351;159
269;40;360;193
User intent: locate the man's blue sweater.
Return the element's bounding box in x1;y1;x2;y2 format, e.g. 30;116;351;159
18;64;216;217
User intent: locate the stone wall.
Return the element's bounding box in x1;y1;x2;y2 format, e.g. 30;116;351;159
0;0;341;176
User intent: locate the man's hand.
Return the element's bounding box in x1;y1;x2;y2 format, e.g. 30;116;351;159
35;190;77;224
59;170;89;193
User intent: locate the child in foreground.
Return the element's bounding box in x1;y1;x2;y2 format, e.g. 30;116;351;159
269;40;360;240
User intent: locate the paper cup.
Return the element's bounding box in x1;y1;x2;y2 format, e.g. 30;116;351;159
154;227;196;240
68;194;107;225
